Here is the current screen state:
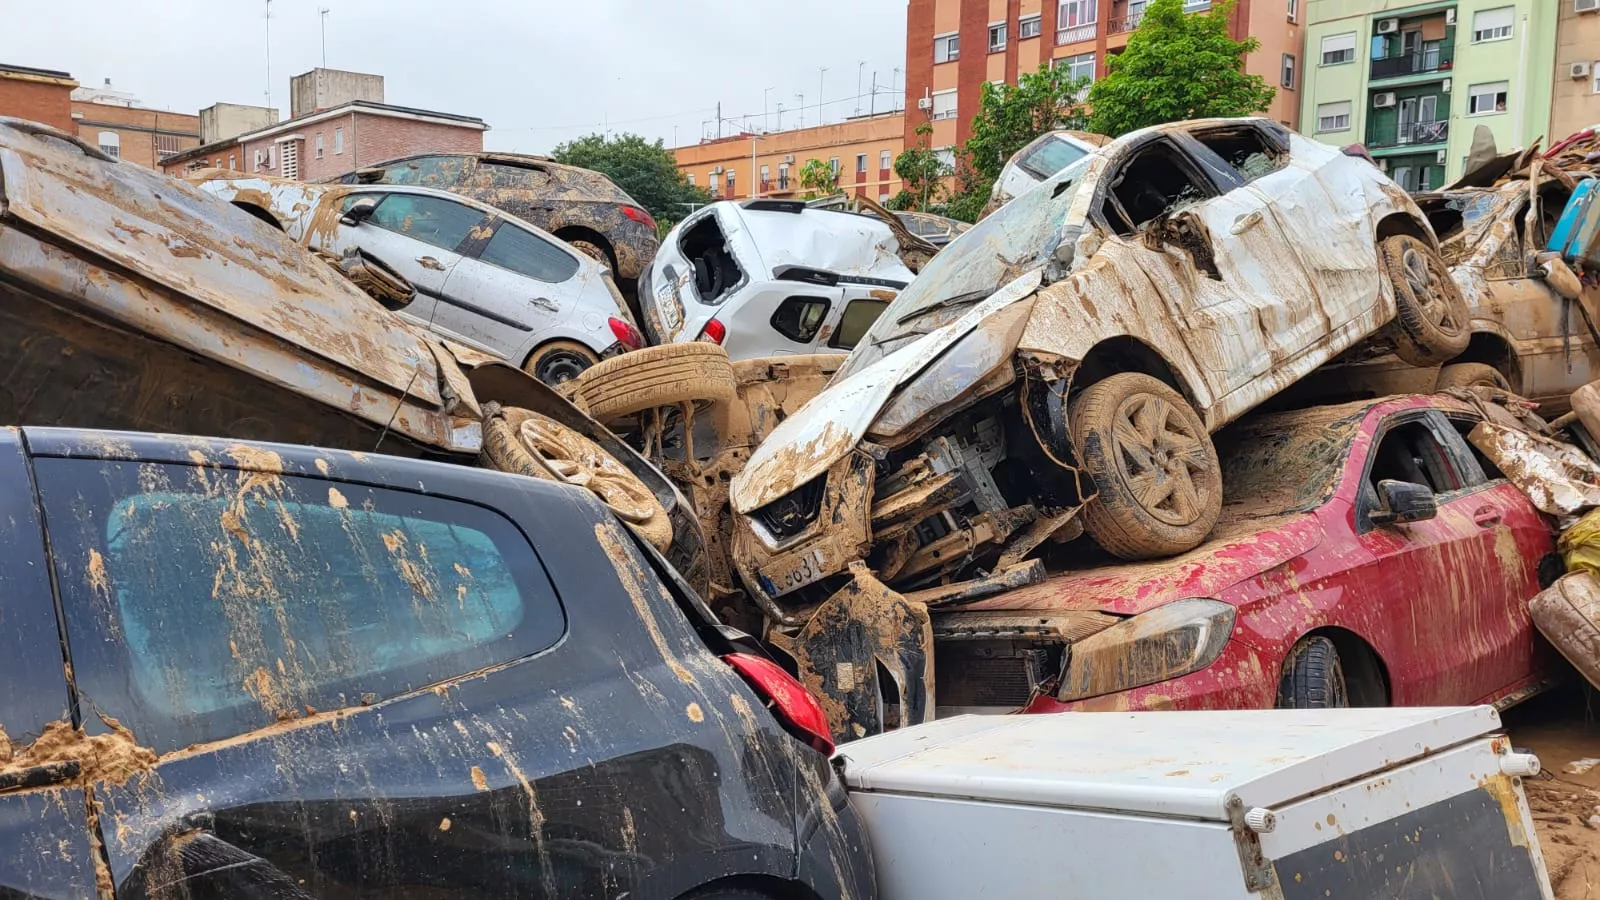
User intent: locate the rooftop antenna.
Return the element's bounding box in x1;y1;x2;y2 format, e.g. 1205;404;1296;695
319;7;331;69
264;0;273;108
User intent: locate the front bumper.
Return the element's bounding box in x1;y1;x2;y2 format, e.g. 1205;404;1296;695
732;453;874;610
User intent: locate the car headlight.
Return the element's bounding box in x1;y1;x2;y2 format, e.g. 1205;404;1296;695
869;299;1033;440
1057;598;1236;702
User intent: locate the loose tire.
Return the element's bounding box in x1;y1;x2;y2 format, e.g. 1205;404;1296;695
568;238;615;277
1379;235;1470;367
570;343;736;422
1435;361;1510;392
1070;373;1222;560
524;339;600;386
1276;636;1349;709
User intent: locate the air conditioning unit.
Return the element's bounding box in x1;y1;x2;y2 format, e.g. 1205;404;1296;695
1437;150;1448;164
1376;18;1398;33
711;166;724;174
1444;9;1455;24
1578;0;1600;14
1441;80;1452;92
1572;61;1593;79
917;97;933;110
784;154;795;163
1373;91;1397;108
1377;158;1389;172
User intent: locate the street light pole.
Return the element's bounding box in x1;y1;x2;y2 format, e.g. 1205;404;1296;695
856;61;865;117
818;67;827;125
763;87;774;133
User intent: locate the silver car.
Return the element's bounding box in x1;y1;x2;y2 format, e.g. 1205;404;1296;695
195;173;642;384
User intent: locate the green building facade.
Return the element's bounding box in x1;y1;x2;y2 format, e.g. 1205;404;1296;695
1299;0;1557;189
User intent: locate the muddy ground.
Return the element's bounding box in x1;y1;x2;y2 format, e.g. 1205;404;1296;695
1505;685;1600;899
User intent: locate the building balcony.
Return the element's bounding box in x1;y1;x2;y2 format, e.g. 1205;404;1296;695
1367;120;1450;150
1370;48;1454;81
1057;22;1098;44
1108;11;1144;34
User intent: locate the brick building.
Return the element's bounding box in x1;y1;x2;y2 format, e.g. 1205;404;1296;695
0;63;77;132
674;112;906;203
69;86;200;169
903;0;1304;157
163;101;488;181
1551;0;1600;141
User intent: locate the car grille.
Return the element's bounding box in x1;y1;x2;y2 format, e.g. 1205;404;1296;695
753;477;825;540
936;647;1050;708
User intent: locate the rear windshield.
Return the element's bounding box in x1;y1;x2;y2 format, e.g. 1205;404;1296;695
1214;405;1367;518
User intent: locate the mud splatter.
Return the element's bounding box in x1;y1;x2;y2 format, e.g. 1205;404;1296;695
685;702;705;723
438;817;452;832
487;740;556;898
592;520;695;684
469;766;489;792
327;486;348;509
0;717;157;788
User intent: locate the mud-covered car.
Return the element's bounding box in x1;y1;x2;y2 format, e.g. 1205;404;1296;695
720;119;1469;736
340;152;660;293
896;210;971;246
0;116;708;595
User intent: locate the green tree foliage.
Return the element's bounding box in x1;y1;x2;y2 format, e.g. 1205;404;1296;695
1086;0;1275;136
965;65;1090;181
797;158;840;197
892;123;952;212
550;132;708;228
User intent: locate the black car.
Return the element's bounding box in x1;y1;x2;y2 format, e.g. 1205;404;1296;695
0;427;874;900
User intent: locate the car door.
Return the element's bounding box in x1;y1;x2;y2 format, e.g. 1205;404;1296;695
0;435;106;898
435;217;596;358
1347;410;1526;705
335;190;491;336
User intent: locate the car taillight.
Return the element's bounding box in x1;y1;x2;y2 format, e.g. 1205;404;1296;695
698;318;726;344
621;205;656;230
723;653;835;755
608;316;643;351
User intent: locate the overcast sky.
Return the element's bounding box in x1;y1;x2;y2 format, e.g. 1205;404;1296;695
10;0;909;154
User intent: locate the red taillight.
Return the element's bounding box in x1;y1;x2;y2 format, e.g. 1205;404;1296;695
621;205;656;230
608;316;643;351
698;318;726;345
723;653;835;755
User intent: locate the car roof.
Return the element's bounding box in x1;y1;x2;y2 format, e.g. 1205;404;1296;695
362;152;635;204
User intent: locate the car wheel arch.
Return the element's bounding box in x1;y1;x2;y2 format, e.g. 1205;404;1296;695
1068;335;1204;413
676;874;825;900
1375;210;1438;252
555;225;618;263
1286;627;1390;707
1448;328;1523;391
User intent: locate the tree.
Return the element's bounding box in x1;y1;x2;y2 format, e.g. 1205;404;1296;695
797;158;839;198
1086;0;1275;136
550;132;708;229
891;123;952;212
965;65;1090;182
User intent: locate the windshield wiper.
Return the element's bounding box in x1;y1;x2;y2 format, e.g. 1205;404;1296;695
870;328;931;349
894;288;993;326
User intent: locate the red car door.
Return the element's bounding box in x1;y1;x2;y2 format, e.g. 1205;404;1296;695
1349;411;1519;706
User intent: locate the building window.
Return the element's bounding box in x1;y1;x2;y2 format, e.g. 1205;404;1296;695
934;33;960;64
880;149;892;171
1058;0;1097;42
778;163;790;188
931;89;958;121
989;23;1007;52
1287;0;1297;22
1184;0;1212;10
1468;81;1509;115
687;173;695;186
759;164;770;185
1019;14;1042;38
856;153;868;174
726;170;735;195
1472;7;1513;43
267;144;276;169
279;140;300;181
334;126;345;154
710;171;721;197
829;156;841;175
1321;32;1356;66
1316;100;1352;133
1058;52;1096;86
228;154;236;169
315;133;325;159
97;131;120;158
880;192;891;204
1594;62;1600;94
934;147;956;169
1281;54;1296;89
1392;165;1414;191
155;134;182;161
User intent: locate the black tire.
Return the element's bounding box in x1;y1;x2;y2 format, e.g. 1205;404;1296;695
524;339;600;386
679;889;776;900
1379;234;1471;367
1435;362;1510;392
1070;372;1222;560
1276;636;1349;709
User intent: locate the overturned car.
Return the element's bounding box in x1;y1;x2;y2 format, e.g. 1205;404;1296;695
722;118;1470;736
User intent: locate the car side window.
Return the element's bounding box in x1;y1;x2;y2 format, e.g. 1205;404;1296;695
1101;140;1217;236
772;296;831;344
35;458;564;755
478;222;581;283
368;194;487;253
831;299;889;350
374;156;466;187
1446;415;1504;485
1364;418;1465;503
1187;125;1289;184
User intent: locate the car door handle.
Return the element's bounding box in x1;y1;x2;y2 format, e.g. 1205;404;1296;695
530;297;559;312
1230;211;1264;235
416;256;446;271
1473;506;1502;527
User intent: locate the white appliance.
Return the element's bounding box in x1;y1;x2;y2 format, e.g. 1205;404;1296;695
837;707;1553;899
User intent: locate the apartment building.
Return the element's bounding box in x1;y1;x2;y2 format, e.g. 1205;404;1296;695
1550;0;1600;140
902;0;1304;156
68;79;201;169
674;111;905;204
1300;0;1557;190
0;63;77;132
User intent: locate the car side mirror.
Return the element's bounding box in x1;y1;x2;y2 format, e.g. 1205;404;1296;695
340;198;378;227
1371;479;1438;525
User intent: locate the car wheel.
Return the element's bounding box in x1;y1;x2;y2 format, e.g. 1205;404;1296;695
1276;636;1349;709
1070;372;1222;560
525;340;600;386
1379;235;1471;367
1435;362;1510;392
568;238;616;276
570;343;737;422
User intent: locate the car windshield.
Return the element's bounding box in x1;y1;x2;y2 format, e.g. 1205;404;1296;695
1214;403;1369;519
838;156;1095;377
1018;136;1091;181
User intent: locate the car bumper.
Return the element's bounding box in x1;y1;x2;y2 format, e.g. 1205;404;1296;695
731;454;874;607
796;759;878;900
1021;638;1275;714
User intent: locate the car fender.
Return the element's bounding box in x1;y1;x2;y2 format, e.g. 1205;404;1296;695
509;320;614;369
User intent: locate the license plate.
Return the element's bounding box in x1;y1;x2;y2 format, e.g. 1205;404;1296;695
762;547;829;596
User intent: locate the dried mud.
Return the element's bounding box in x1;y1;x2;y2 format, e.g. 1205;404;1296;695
1505;686;1600;900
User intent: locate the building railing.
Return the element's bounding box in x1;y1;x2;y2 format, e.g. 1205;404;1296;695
1370;47;1454;80
1057;22;1097;44
1368;119;1450;149
1108;11;1144;33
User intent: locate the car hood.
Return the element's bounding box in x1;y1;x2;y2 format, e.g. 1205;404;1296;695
954;512;1326;617
729;270;1042;514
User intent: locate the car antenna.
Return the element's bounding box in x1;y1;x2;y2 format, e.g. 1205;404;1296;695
374;369;421;453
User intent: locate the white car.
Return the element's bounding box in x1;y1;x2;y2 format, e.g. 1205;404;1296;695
194;173;642;384
638;199;916;361
986;130;1111;215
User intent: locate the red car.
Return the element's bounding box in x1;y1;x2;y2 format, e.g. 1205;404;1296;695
933;394;1564;715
